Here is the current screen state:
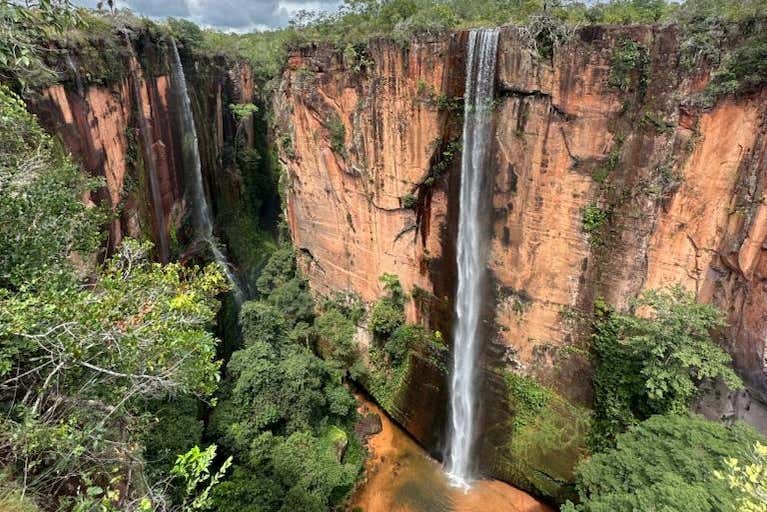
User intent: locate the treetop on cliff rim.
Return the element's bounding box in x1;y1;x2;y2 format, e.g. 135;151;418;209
3;0;765;99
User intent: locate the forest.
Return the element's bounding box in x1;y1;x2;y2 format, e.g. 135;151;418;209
1;0;766;511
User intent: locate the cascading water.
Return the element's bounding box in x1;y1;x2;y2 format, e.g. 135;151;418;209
170;40;246;304
445;28;500;490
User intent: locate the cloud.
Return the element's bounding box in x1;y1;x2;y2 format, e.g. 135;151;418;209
72;0;341;29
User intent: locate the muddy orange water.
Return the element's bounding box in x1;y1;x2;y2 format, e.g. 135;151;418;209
349;398;554;512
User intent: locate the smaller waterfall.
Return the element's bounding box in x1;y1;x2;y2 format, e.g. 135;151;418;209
170;40;245;304
65;53;84;97
445;27;500;490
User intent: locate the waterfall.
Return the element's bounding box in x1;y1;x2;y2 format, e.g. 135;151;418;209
169;40;246;304
65;53;84;97
445;28;500;489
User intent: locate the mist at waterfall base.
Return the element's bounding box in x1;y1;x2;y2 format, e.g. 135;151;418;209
169;40;246;304
445;28;500;490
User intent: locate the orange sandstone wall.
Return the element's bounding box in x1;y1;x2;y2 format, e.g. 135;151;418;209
276;23;767;497
28;38;258;265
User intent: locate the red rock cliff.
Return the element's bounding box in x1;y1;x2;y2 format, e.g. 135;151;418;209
27;36;260;270
275;24;767;499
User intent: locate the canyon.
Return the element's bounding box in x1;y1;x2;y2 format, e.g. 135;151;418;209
27;32;273;295
274;23;767;500
20;19;767;506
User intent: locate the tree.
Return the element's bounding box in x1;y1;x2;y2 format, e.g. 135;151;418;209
0;82;227;510
591;286;741;448
209;247;362;512
716;441;767;512
564;414;766;512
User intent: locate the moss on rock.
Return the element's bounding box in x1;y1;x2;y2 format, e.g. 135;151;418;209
483;371;591;503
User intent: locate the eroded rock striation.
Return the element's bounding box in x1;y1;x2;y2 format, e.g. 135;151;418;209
275;24;767;500
27;33;267;288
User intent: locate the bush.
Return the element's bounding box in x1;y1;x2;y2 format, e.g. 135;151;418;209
369;300;405;338
581;203;609;245
326;115;346;156
565;414;766;512
315;307;358;369
590;287;741;449
608;38;648;96
401;193;418;209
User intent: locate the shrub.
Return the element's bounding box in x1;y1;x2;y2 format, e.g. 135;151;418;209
369;300;405;338
581;203;609;245
326;115;346;156
565;414;765;512
608;38;648;98
590;287;741;448
229;102;259;122
401;193;418;209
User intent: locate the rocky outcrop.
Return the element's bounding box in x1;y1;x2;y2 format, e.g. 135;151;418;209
27;33;263;279
275;24;767;501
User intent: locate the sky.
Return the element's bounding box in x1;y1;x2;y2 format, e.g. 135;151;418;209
71;0;343;31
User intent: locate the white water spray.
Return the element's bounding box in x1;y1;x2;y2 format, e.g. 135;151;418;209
170;40;245;304
445;28;500;489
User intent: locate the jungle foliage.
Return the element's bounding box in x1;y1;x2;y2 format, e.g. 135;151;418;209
0;83;230;511
208;247;364;512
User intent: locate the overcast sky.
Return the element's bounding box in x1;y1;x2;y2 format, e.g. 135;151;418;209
72;0;343;31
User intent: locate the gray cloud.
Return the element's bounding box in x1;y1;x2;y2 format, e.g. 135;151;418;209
72;0;341;29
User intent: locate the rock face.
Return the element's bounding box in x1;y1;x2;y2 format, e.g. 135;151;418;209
27;33;264;281
275;25;767;500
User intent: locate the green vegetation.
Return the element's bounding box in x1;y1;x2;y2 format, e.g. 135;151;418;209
359;274;447;409
563;414;765;512
581;203;610;245
488;372;590;501
717;441;767;512
590;287;741;449
0;83;230;509
326;114;347;156
0;0;80;90
228;102;258;122
368;273;406;338
608;38;649;96
208;247;364;512
4;2;767;511
590;140;621;184
401;193;418;209
424;139;461;188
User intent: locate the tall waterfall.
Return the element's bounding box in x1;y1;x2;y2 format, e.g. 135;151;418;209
445;28;500;489
170;40;245;304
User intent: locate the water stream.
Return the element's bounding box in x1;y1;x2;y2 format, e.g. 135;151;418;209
169;40;246;304
445;28;500;489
